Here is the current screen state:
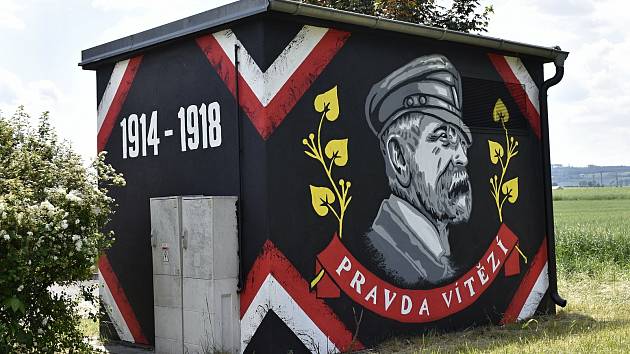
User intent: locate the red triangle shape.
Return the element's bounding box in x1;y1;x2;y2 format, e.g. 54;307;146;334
196;27;350;140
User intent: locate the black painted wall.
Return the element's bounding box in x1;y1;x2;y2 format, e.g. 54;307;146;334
93;13;552;352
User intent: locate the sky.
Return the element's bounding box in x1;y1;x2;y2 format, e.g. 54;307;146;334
0;0;626;167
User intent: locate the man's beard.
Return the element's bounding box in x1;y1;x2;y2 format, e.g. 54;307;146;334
412;162;472;223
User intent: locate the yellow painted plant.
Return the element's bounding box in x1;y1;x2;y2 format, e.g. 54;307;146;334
488;98;526;262
303;86;352;239
302;86;353;288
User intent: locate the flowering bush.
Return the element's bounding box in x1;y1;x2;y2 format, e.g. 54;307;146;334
0;108;124;352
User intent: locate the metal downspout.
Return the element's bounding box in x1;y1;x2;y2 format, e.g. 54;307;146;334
540;52;568;307
235;44;245;292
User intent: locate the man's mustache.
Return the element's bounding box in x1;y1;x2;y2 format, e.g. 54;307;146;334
438;163;470;199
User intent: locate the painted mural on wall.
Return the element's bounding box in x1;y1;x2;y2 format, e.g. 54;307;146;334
92;16;554;353
301;55;529;326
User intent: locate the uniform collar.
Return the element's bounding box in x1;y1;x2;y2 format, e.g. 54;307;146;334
386;194;448;259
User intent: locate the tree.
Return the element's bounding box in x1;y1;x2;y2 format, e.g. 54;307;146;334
302;0;494;33
0;107;124;352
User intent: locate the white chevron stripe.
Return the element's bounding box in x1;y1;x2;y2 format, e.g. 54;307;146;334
504;56;540;114
212;25;328;106
517;262;549;321
241;274;337;354
97;59;129;134
98;271;133;342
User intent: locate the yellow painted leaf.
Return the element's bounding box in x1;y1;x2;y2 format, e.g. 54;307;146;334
314;86;339;121
488;140;504;164
324;139;349;166
493;98;509;123
309;185;336;216
502;177;519;203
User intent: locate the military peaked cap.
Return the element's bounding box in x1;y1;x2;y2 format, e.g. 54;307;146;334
365;54;472;144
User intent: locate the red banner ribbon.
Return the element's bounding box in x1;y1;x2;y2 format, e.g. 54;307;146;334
315;224;519;323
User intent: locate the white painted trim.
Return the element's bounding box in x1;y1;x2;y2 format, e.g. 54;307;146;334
212;25;328;106
97;59;130;134
98;271;134;342
517;262;549;321
504;56;540;114
240;274;337;354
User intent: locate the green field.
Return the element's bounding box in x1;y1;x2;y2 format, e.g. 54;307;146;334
376;187;630;353
555;194;630;276
553;186;630;201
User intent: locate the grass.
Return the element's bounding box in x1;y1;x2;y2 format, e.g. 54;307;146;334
553;186;630;201
372;187;630;353
554;198;630;276
371;275;630;353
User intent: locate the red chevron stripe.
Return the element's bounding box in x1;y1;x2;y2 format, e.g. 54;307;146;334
196;29;350;140
96;55;146;344
241;240;363;351
488;53;541;139
501;238;548;324
98;255;148;344
97;55;142;152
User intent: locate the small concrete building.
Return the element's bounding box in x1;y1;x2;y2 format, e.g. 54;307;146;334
80;1;568;352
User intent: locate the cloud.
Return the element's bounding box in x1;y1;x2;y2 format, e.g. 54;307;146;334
0;66;96;162
0;0;25;30
487;0;630;166
90;0;237;44
0;68;61;116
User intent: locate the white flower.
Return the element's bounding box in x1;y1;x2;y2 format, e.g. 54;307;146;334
40;200;55;211
27;231;33;236
42;317;48;326
38;328;43;334
75;240;82;251
66;190;82;203
71;235;80;241
60;220;68;229
3;234;9;241
75;219;80;225
17;285;23;292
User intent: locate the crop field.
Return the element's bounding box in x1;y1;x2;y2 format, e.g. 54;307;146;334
375;187;630;353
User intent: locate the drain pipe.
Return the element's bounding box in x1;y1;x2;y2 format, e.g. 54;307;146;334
540;49;568;307
235;44;245;292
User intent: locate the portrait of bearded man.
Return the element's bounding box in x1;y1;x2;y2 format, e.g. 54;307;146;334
365;54;473;286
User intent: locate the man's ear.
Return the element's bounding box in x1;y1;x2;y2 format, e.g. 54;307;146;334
386;136;411;188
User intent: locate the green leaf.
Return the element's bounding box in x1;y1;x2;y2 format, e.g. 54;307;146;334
3;296;25;313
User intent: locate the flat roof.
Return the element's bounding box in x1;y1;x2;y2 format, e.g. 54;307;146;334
80;0;569;69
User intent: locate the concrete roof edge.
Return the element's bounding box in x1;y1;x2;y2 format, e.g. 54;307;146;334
269;0;569;64
79;0;569;69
